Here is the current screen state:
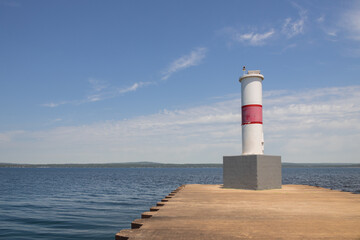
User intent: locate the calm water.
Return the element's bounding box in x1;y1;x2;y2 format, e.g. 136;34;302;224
0;167;359;240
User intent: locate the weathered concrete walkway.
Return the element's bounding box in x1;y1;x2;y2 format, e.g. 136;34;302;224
116;184;360;239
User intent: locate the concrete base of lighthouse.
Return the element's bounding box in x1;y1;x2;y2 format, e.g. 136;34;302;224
223;155;282;190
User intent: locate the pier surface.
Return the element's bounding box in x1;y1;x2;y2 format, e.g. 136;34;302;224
116;184;360;239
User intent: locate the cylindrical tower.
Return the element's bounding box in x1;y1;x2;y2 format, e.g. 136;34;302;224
239;69;264;155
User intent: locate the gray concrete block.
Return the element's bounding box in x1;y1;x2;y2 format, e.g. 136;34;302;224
223;155;282;190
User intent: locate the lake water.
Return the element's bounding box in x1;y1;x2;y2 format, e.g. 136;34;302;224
0;167;359;240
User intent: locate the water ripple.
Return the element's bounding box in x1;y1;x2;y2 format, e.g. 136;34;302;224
0;167;359;239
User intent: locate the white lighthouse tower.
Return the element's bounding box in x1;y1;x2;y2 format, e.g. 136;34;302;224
239;69;264;155
223;67;281;190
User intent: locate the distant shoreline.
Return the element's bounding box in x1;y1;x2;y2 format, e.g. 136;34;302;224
1;162;359;168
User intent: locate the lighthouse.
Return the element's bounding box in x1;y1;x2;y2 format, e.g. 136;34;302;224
223;67;282;190
239;69;264;155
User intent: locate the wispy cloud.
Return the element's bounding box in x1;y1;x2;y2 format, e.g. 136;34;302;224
325;30;337;37
118;81;152;94
161;48;207;80
282;4;307;38
8;85;360;163
85;80;153;103
234;29;275;46
340;5;360;40
221;3;309;47
316;15;325;23
42;79;152;107
42;101;69;108
43;47;207;107
88;78;108;92
314;13;339;39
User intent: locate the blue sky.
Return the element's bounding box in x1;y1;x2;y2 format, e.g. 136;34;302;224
1;0;360;164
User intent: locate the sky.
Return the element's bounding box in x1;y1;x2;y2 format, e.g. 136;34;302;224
1;0;360;164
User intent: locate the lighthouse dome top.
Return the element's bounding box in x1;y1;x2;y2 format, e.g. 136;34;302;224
239;70;264;82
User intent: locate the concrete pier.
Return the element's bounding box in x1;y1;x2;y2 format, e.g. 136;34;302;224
116;184;360;240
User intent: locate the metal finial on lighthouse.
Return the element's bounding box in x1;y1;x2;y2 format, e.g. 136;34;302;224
242;66;246;76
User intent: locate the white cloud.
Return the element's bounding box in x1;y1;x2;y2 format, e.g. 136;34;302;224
282;16;306;38
281;3;307;38
86;94;102;102
42;79;152;107
219;3;308;47
0;133;11;143
118;81;152;94
42;102;60;108
221;4;308;46
316;15;325;23
42;101;68;108
5;85;360;164
0;130;25;144
88;78;108;92
43;47;206;107
234;29;275;46
316;3;360;42
325;30;337;37
161;48;207;80
340;6;360;40
315;13;338;39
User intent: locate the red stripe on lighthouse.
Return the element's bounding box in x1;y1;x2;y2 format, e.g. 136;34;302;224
242;104;262;125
